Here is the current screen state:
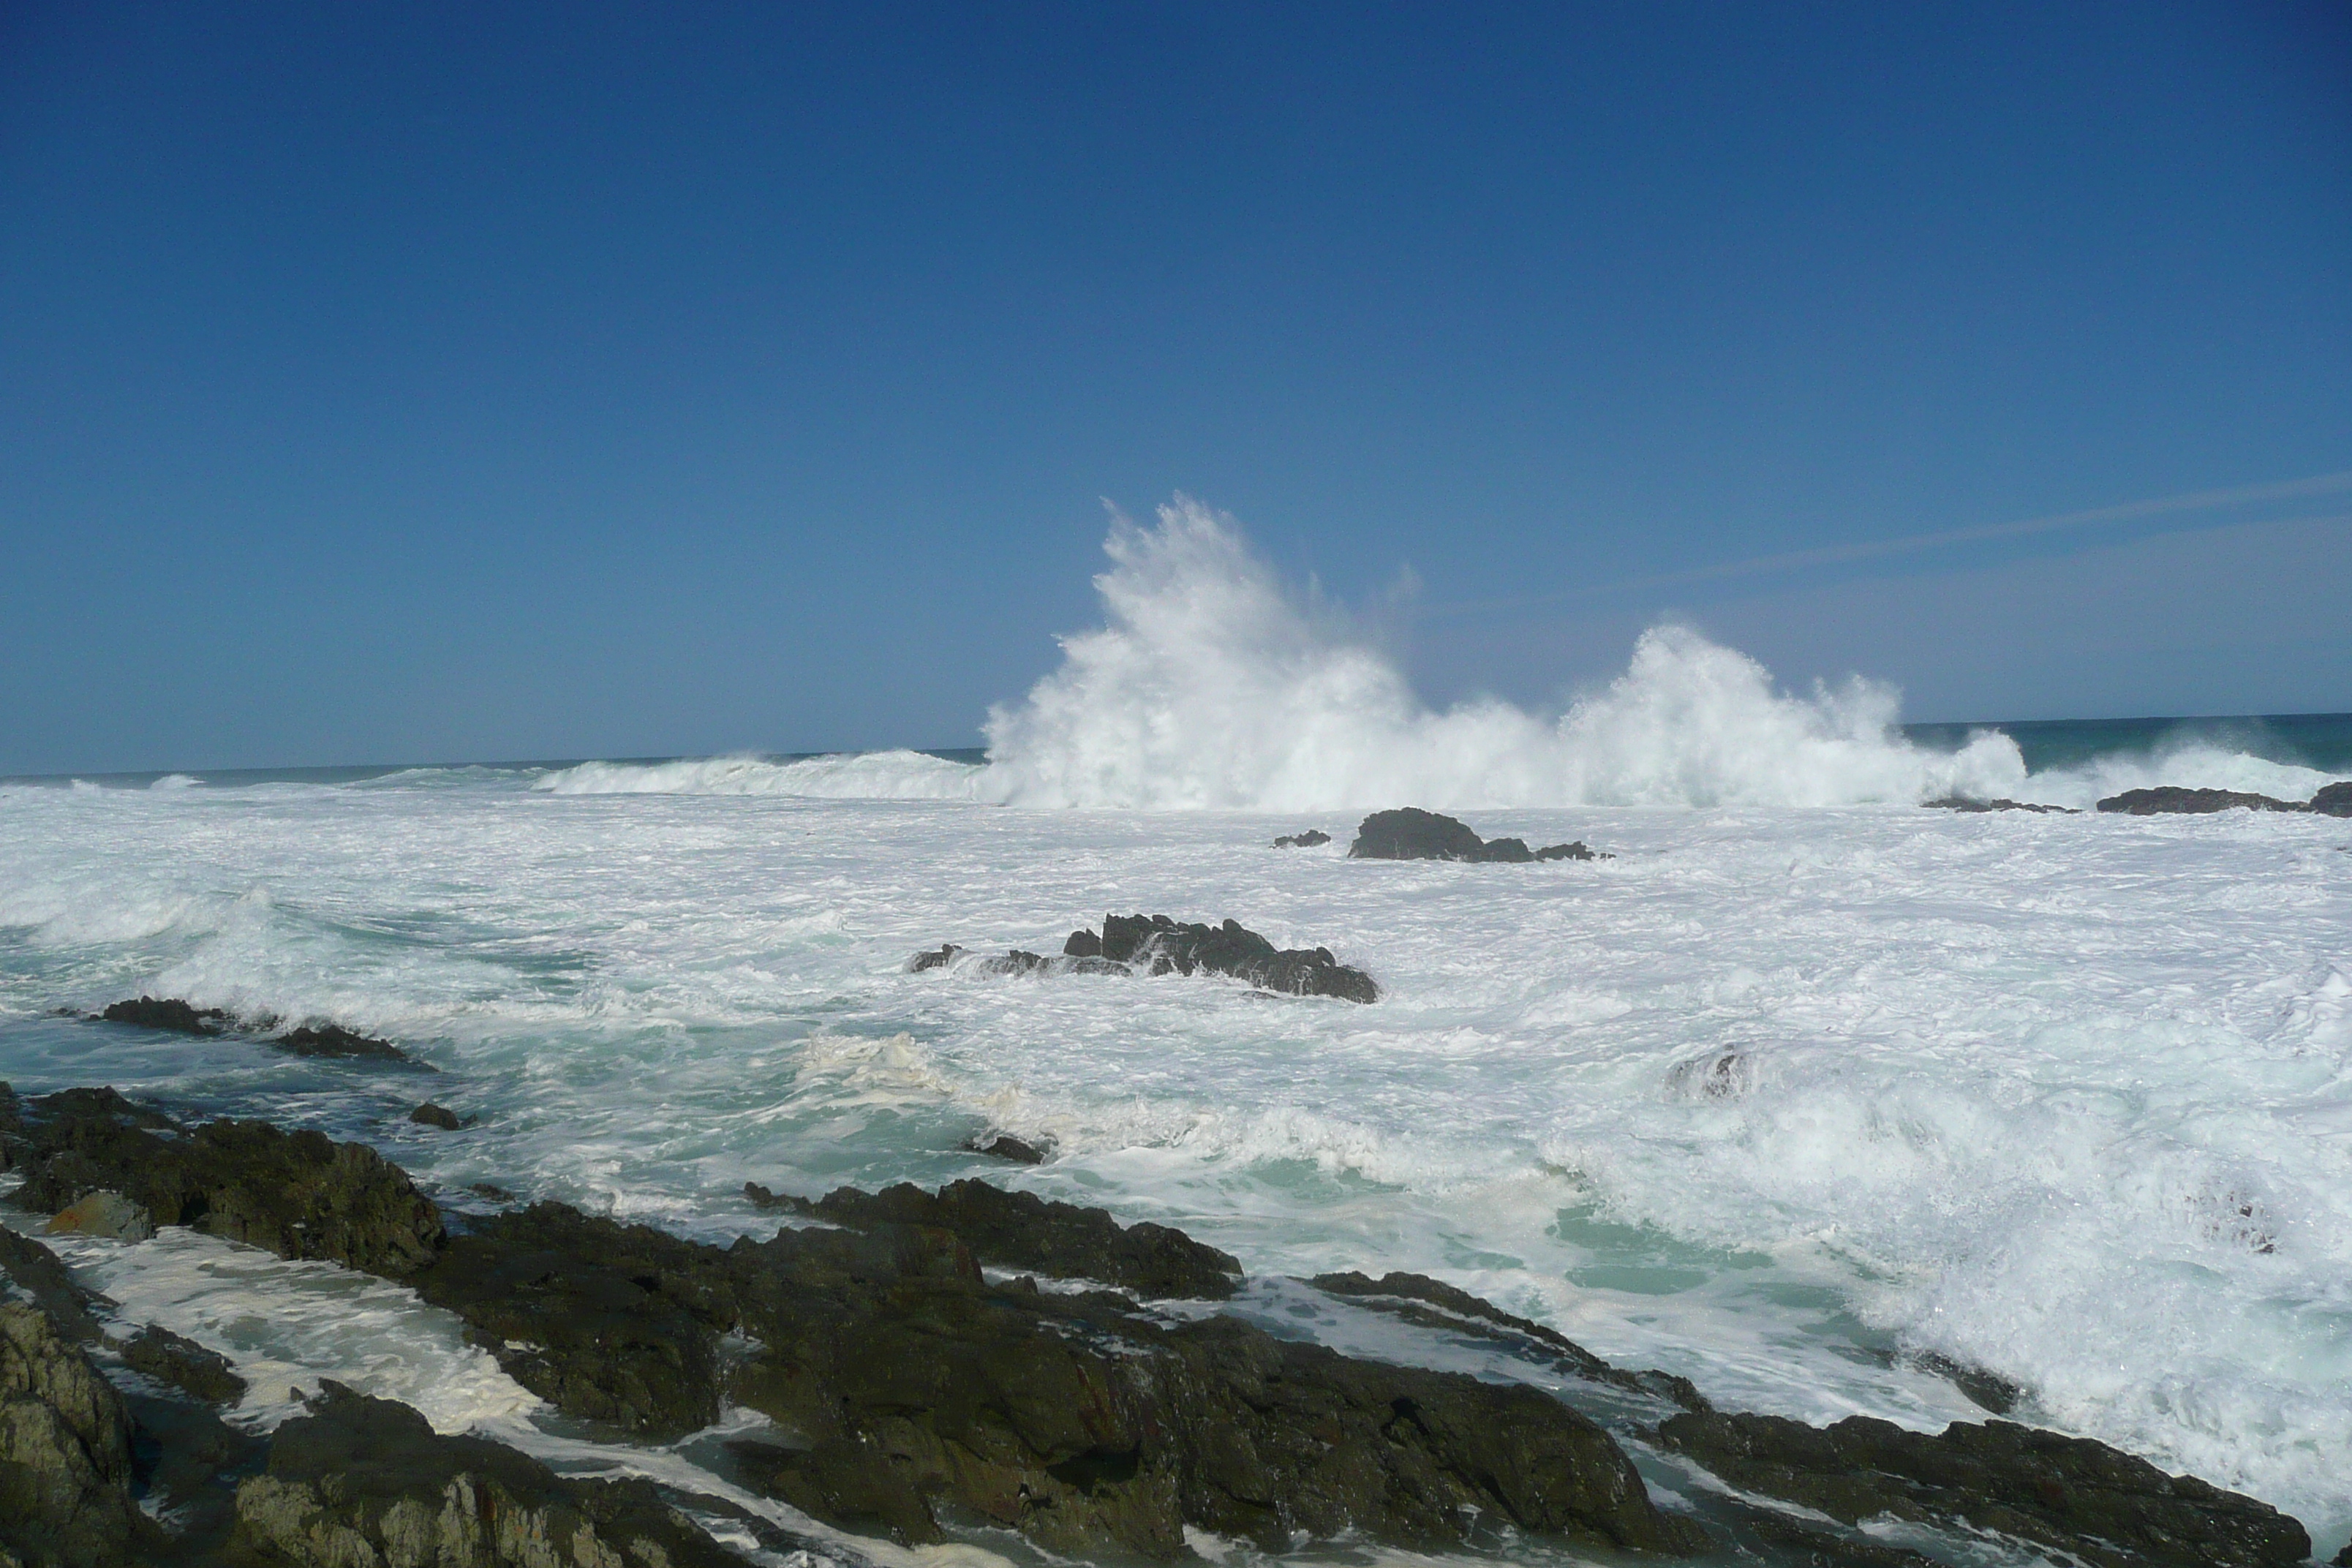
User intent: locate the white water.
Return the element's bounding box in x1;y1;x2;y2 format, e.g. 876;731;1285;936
2;505;2348;1560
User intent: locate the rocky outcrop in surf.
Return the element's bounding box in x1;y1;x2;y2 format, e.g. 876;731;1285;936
1656;1409;2312;1568
914;913;1379;1002
1349;807;1602;863
1271;828;1330;847
1923;795;2077;813
93;996;426;1066
2096;783;2352;815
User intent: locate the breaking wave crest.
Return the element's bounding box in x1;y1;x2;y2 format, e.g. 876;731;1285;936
535;749;985;800
978;499;2027;810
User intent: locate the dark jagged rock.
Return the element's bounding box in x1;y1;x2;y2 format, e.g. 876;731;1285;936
466;1182;516;1202
232;1382;740;1568
91;997;430;1067
1272;829;1331;848
921;914;1379;1001
761;1178;1242;1300
0;1224;109;1345
3;1088;445;1278
273;1022;419;1064
2310;780;2352;816
97;996;227;1036
120;1325;246;1406
407;1102;465;1130
1311;1271;1710;1412
1923;796;2077;813
1656;1409;2310;1568
1740;1512;1943;1566
1095;913;1378;1001
1904;1349;2023;1414
2097;786;2305;815
965;1132;1047;1164
1349;807;1605;864
407;1202;727;1439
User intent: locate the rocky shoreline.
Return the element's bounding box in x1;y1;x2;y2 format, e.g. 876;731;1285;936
0;1079;2329;1568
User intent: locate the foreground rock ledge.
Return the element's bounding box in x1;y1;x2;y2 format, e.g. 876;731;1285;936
3;1082;2323;1568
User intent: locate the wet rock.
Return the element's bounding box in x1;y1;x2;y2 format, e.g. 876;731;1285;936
1923;796;2077;813
924;915;1379;1002
2310;780;2352;816
4;1088;445;1278
406;1202;728;1440
0;1299;149;1568
407;1102;466;1131
466;1182;516;1203
232;1382;739;1568
1349;807;1605;864
728;1436;943;1546
1311;1270;1711;1413
1656;1409;2310;1568
2096;786;2305;815
273;1022;420;1065
1271;829;1330;848
1739;1512;1943;1566
1094;913;1378;1001
965;1132;1047;1164
97;996;227;1036
0;1226;108;1344
119;1324;246;1405
718;1221;1703;1560
42;1191;152;1243
764;1178;1242;1300
1904;1349;2022;1415
91;998;430;1067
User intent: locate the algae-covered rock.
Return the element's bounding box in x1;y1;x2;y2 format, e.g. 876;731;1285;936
4;1088;445;1277
233;1382;739;1568
0;1300;146;1568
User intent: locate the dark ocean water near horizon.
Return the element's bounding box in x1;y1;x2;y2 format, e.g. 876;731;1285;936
10;710;2351;791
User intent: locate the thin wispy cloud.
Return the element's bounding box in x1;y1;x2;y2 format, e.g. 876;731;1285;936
1419;469;2352;619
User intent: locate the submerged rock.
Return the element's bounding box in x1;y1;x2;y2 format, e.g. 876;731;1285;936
1656;1409;2310;1568
97;996;227;1035
91;996;429;1067
120;1324;247;1405
407;1102;466;1130
2096;786;2305;815
1922;796;2076;813
1349;807;1602;864
1271;828;1331;847
915;914;1379;1002
965;1131;1048;1164
1311;1270;1711;1413
233;1382;740;1568
4;1088;445;1277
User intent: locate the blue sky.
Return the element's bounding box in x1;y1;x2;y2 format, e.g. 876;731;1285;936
3;1;2347;772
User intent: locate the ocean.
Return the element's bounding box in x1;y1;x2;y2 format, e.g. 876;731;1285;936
2;505;2347;1564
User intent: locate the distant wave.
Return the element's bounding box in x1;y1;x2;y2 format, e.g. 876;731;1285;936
535;749;986;800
